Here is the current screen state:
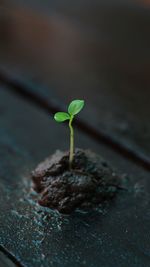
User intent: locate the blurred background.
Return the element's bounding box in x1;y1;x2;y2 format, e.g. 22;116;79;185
0;0;150;87
0;0;150;159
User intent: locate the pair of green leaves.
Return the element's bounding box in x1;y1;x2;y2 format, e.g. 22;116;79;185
54;100;85;122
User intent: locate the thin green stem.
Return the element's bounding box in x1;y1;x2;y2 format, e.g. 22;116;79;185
69;115;74;169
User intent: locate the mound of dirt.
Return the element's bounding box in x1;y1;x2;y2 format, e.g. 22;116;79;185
32;149;120;213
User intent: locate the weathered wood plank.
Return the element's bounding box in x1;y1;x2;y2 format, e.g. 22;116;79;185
0;86;150;267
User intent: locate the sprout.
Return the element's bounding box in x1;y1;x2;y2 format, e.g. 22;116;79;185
54;100;85;169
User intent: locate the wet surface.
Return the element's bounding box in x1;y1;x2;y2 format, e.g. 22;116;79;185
0;88;150;267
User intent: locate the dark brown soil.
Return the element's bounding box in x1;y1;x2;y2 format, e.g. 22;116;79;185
31;149;120;214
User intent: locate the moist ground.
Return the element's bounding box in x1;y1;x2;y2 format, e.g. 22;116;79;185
32;149;120;214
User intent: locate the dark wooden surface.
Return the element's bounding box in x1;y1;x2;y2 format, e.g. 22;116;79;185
0;2;150;267
0;84;150;267
0;2;150;165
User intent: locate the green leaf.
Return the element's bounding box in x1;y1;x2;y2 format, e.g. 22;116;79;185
68;100;85;116
54;112;70;122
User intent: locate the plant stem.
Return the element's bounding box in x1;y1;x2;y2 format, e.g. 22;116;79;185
69;115;74;169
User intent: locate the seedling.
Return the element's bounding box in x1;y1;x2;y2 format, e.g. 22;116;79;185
54;99;85;169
